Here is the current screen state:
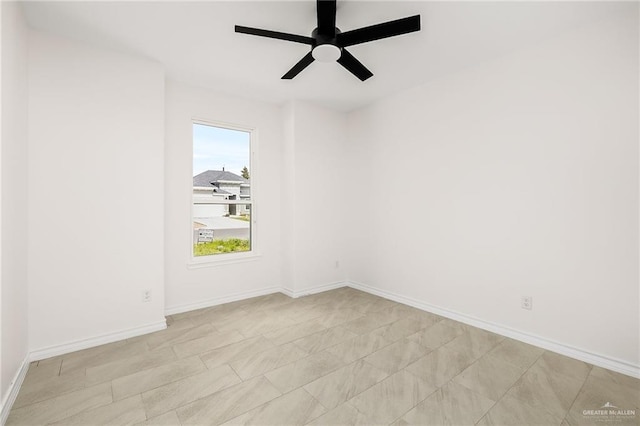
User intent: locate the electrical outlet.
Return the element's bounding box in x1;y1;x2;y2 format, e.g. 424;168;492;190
521;296;532;310
142;290;152;303
335;260;340;269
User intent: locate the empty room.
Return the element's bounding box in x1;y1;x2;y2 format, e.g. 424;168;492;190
1;0;638;425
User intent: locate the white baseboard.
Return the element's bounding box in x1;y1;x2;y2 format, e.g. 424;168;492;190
166;282;346;314
282;281;347;299
29;320;167;362
346;280;640;379
165;286;282;316
0;356;29;425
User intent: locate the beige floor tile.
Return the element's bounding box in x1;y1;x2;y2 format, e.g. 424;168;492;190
172;329;245;358
176;376;281;425
221;388;325;425
60;340;149;375
442;328;504;361
262;319;326;346
238;292;294;312
452;353;527;401
307;403;384;426
142;364;241;418
86;347;177;386
10;288;634;426
230;342;308;380
314;308;365;328
326;332;392;364
397;381;495;426
199;335;275;370
36;356;63;367
22;359;62;385
112;356;206;400
383;304;434;319
406;309;443;324
207;308;254;330
564;374;640;425
58;340;129;362
49;394;146;425
13;369;86;409
351;297;399;314
144;323;217;351
232;295;279;308
258;301;305;319
304;359;389;409
589;366;640;392
371;316;438;343
333;297;386;313
7;383;112;425
292;326;357;354
364;338;431;375
282;303;338;323
506;361;585;419
405;346;475;388
135;410;180;425
363;305;418;325
406;319;466;350
534;351;592;382
290;294;331;308
219;294;275;312
231;312;299;338
349;370;437;425
477;394;563;426
170;305;217;321
199;300;255;316
264;351;345;393
487;338;545;370
127;318;194;346
341;312;397;335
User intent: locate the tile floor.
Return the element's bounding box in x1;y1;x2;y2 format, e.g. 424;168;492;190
7;288;640;425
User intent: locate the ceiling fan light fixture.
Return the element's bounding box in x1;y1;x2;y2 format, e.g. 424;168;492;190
235;0;421;81
312;44;341;62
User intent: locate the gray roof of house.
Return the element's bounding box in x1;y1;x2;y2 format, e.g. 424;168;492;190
193;170;248;187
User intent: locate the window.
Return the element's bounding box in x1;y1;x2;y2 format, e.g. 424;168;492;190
192;122;253;259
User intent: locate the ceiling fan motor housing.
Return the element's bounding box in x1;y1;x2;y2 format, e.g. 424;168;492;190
311;28;342;62
312;27;341;45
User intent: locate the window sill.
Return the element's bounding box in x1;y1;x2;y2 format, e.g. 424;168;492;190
187;252;262;269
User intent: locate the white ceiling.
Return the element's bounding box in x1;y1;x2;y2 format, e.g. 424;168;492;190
22;1;631;111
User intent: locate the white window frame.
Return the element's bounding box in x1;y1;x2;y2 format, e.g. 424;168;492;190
188;119;259;268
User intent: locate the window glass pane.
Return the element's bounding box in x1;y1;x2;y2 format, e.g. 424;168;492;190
193;206;251;256
193;123;251;257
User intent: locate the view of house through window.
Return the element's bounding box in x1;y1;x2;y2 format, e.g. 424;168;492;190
193;122;251;257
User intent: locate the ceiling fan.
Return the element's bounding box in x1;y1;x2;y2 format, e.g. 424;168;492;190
235;0;421;81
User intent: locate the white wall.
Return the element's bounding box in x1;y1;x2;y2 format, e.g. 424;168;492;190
27;31;166;352
164;81;285;311
2;1;634;383
283;101;348;294
347;11;639;368
1;0;29;406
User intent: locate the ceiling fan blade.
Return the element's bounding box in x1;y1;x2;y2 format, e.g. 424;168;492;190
317;0;337;36
282;52;315;79
337;49;373;81
336;15;420;47
235;25;314;45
